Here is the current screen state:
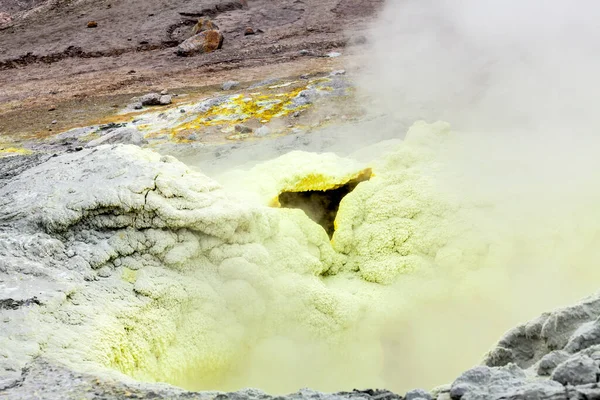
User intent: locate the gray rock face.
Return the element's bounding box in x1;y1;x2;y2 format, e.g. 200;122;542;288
446;293;600;399
450;364;526;399
550;354;599;386
564;318;600;353
485;295;600;369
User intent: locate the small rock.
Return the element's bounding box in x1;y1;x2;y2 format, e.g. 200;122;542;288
0;12;12;27
551;354;599;386
405;389;431;400
244;27;255;35
221;81;240;91
192;18;219;35
127;70;136;74
160;89;169;95
300;74;310;80
176;30;224;56
289;89;318;108
158;95;172;106
234;125;252;134
293;111;301;118
140;93;161;106
180;109;186;113
51;120;57;124
299;49;310;56
87;21;98;28
187;133;198;141
330;69;346;76
254;126;270;137
140;93;172;107
327;51;342;58
48;106;56;111
133;102;143;110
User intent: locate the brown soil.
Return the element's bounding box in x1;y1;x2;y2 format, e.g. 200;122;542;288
0;0;383;141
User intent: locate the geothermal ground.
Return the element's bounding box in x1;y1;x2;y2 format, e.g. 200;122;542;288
3;1;600;400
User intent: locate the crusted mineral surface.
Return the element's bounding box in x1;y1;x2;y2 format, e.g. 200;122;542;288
3;122;600;400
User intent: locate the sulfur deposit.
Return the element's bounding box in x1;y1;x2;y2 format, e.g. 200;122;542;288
4;118;600;399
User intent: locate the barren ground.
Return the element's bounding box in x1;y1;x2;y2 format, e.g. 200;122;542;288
0;0;382;141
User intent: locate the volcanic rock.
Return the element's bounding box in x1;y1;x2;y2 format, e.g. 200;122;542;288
139;93;172;106
192;17;219;35
159;94;172;105
551;354;599;386
234;124;252;134
176;30;223;56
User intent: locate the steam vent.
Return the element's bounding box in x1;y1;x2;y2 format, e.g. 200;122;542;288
5;0;600;399
277;169;372;238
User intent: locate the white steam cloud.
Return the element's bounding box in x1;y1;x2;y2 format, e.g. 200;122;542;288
346;0;600;392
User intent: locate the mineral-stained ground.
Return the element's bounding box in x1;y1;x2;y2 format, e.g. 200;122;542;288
3;1;600;400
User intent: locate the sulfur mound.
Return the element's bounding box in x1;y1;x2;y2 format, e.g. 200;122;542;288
5;120;600;399
0;144;380;394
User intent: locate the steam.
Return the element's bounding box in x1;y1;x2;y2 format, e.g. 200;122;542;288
153;0;600;395
347;0;600;392
357;0;600;133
